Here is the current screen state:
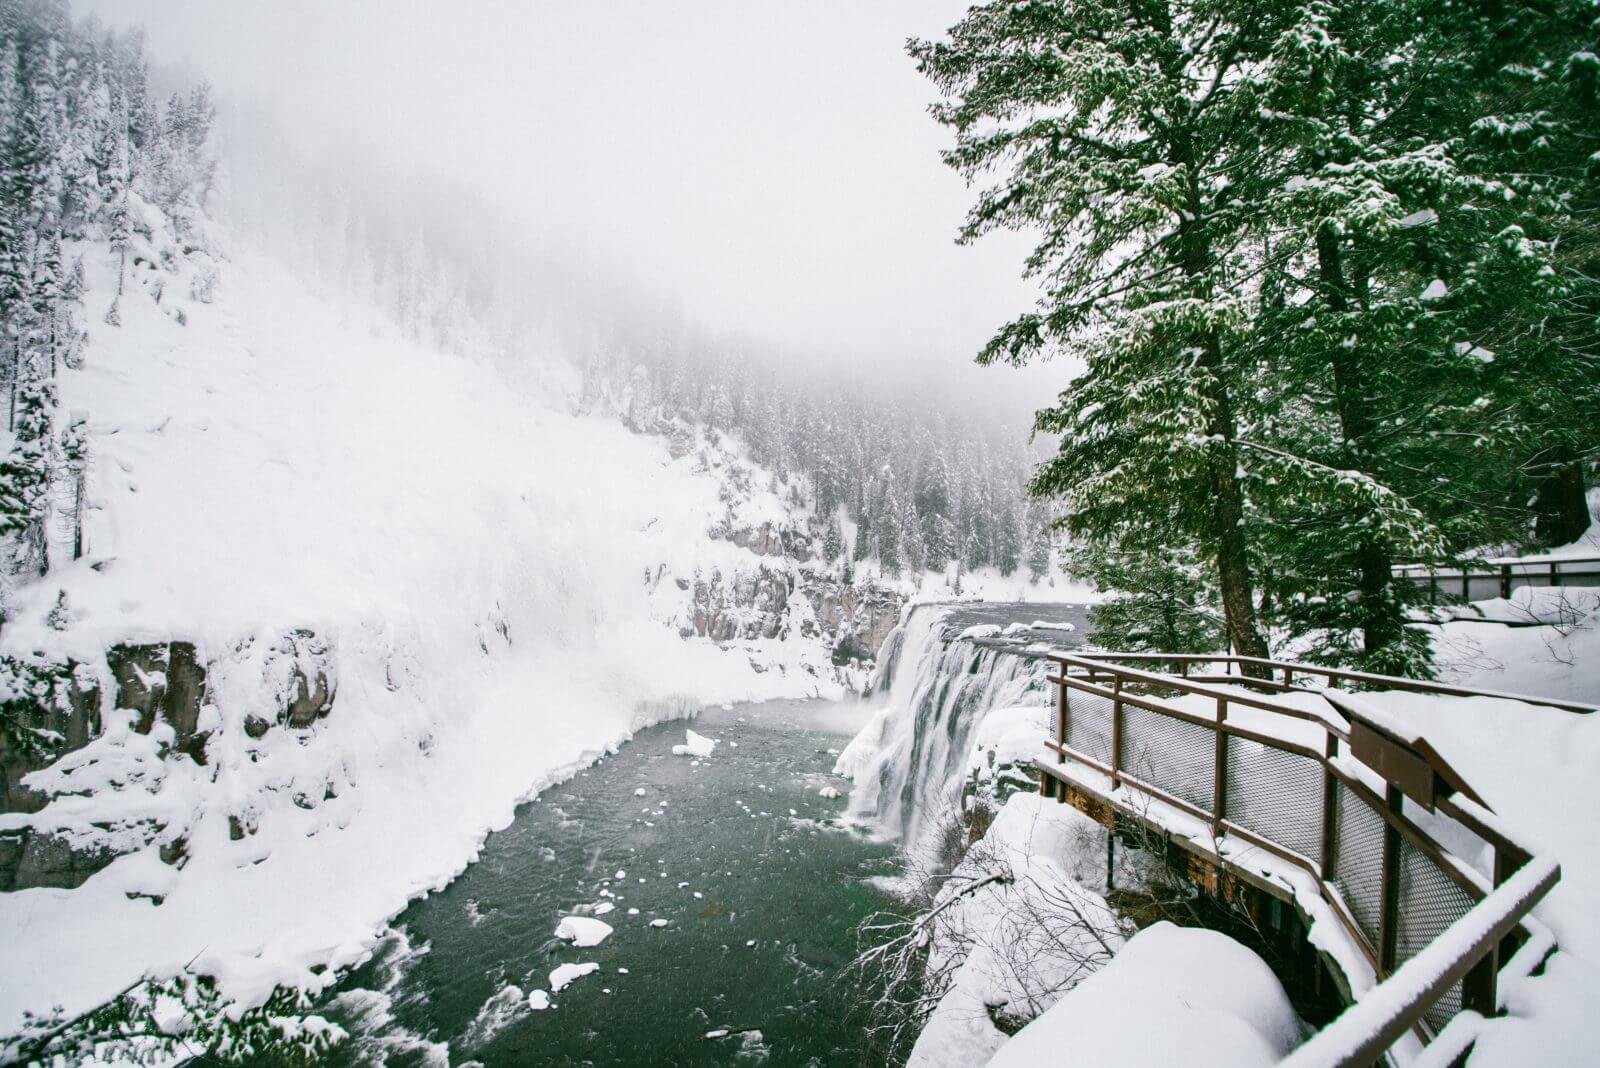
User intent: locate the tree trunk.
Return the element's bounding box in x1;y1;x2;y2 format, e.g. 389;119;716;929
1532;453;1590;548
1175;160;1270;669
1316;225;1400;660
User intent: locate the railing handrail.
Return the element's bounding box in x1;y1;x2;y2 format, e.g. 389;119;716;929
1392;553;1600;572
1041;662;1560;1065
1054;650;1598;715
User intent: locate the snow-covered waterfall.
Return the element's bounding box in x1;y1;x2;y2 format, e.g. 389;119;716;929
835;605;1056;854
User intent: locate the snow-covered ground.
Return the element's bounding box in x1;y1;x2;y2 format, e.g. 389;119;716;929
0;224;841;1034
989;921;1303;1068
1401;529;1600;1066
1361;687;1600;1065
904;793;1128;1068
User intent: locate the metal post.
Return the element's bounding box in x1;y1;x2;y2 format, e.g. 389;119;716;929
1110;676;1123;789
1212;698;1227;838
1057;678;1068;765
1380;785;1403;974
1320;733;1338;878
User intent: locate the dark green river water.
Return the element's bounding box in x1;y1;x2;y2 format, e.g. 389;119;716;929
321;699;897;1067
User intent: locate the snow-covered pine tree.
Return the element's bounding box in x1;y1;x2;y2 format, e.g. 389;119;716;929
1463;0;1600;548
1238;0;1591;673
822;516;844;563
912;0;1283;664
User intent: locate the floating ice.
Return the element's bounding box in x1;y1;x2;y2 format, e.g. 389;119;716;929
548;962;599;993
672;729;718;758
555;916;614;947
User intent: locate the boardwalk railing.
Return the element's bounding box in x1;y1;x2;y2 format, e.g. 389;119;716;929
1034;651;1568;1066
1394;553;1600;604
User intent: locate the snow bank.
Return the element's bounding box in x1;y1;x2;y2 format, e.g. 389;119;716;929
988;922;1302;1068
907;793;1129;1068
0;234;829;1034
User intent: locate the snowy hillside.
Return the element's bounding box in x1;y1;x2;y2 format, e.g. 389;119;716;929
0;213;847;1035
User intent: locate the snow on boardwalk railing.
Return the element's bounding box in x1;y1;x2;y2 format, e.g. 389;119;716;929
1030;650;1568;1066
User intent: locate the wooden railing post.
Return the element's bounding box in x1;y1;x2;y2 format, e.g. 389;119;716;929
1110;676;1123;788
1552;561;1562;588
1461;570;1470;601
1212;697;1227;838
1500;563;1512;600
1380;784;1403;974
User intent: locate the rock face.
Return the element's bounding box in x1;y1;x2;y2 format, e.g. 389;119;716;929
676;552;905;665
1;630;337;892
722;521;813;561
688;567;794;641
272;630;336;729
803;578;903;663
4;831;114;891
0;665;100;815
107;641;208;760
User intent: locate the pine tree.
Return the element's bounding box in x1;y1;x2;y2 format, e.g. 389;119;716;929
913;0;1283;663
822;517;843;563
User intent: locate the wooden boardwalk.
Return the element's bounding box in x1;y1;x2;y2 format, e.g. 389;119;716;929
1029;651;1587;1066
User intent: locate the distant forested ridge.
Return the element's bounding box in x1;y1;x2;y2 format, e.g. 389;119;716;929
578;347;1058;583
918;0;1600;674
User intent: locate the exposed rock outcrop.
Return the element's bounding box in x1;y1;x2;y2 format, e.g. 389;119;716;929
687;566;794;641
3;831;115;891
270;630;336;729
1;629;338;892
107;641;208;760
803;577;902;662
0;664;101;815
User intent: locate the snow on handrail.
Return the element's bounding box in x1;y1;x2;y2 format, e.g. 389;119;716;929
1282;857;1560;1068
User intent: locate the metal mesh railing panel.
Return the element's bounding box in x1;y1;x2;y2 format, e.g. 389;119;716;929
1225;739;1325;865
1329;781;1386;950
1397;840;1476;1032
1120;704;1215;811
1063;688;1113;767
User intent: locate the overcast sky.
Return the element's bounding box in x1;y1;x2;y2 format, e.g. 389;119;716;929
77;0;1054;395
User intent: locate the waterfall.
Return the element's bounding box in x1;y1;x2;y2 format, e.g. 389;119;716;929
835;604;1055;856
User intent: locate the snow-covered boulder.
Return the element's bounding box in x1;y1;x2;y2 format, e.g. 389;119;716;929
987;922;1303;1068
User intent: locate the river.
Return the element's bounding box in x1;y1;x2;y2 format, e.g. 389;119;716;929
318;698;896;1067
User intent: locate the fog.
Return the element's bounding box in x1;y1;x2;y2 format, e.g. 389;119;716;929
75;0;1059;404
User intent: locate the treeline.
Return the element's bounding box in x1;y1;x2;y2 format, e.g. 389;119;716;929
221;85;1059;589
581;349;1057;582
0;0;215;590
918;0;1599;674
241;155;1062;586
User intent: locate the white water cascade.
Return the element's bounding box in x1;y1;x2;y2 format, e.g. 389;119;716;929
834;604;1065;856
